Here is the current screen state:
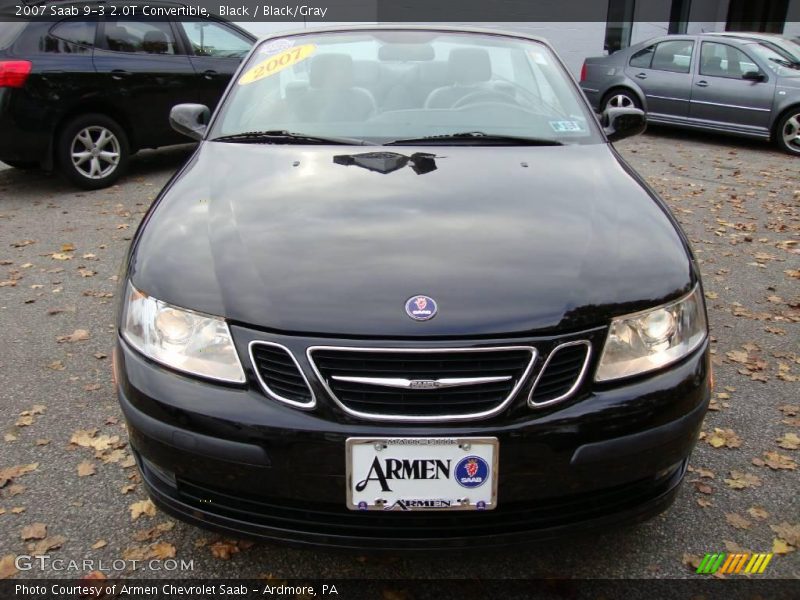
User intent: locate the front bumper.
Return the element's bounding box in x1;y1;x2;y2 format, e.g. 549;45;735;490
116;333;710;549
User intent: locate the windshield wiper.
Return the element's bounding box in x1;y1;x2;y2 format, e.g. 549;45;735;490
211;130;374;146
384;131;564;146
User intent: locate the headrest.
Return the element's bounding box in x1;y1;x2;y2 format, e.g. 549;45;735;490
143;30;169;53
378;43;435;61
310;53;354;89
448;48;492;84
143;30;168;44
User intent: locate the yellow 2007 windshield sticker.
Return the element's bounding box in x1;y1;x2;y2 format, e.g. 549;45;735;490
238;44;316;85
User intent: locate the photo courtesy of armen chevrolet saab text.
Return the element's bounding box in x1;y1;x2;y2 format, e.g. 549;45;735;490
113;25;711;549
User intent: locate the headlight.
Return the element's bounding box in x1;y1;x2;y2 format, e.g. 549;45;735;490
595;285;707;382
121;282;245;383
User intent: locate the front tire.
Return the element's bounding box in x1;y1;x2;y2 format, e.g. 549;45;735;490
602;89;641;112
57;114;130;189
775;109;800;156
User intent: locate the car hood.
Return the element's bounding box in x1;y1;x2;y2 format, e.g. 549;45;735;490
129;142;693;337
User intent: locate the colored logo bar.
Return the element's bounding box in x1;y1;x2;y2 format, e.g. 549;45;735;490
696;552;773;574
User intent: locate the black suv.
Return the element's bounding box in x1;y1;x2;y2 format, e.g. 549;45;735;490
0;2;254;188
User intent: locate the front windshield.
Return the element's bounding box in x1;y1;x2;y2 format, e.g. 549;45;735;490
750;43;800;77
211;30;601;144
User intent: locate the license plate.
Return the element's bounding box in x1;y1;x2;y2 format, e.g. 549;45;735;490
346;437;498;511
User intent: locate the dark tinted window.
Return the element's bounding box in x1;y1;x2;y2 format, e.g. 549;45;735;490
103;20;178;54
651;40;693;73
629;45;655;68
50;19;96;47
0;23;27;50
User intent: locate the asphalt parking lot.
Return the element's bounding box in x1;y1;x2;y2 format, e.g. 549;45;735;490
0;129;798;582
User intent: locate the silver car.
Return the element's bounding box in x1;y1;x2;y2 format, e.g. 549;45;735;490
580;34;800;155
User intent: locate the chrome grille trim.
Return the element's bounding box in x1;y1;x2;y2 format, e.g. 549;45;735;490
527;340;592;408
307;345;537;422
249;341;316;410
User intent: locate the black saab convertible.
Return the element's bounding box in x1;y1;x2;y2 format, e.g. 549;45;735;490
114;26;710;548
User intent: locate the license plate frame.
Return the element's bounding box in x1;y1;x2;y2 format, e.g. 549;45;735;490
345;437;499;511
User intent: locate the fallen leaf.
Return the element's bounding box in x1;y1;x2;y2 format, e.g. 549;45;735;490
149;542;176;560
777;432;800;450
56;329;90;343
772;538;792;554
753;451;797;470
724;470;762;489
50;253;72;261
130;499;156;520
60;243;75;252
0;555;18;579
707;428;742;449
682;553;703;570
209;540;240;560
770;522;800;548
11;507;26;514
747;506;769;520
27;535;66;554
725;513;751;530
0;463;38;488
77;461;96;477
20;522;47;541
91;540;107;549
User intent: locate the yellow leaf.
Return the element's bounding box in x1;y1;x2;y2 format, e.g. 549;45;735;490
77;461;96;477
0;555;18;579
772;538;791;554
20;522;47;541
130;499;156;520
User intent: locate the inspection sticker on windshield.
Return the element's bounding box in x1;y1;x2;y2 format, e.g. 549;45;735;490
238;44;316;85
549;120;584;133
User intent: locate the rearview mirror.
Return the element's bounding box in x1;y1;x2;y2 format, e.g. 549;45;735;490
742;71;766;82
602;107;646;142
170;104;210;141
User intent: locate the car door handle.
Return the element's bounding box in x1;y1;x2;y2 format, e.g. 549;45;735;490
696;80;709;87
635;72;647;79
111;69;131;80
202;70;218;80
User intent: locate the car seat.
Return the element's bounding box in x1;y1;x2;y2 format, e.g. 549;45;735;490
425;48;493;109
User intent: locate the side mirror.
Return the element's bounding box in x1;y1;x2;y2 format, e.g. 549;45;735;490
742;71;766;82
169;104;210;141
603;107;646;142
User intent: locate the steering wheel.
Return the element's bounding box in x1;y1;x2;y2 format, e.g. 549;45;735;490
452;90;520;109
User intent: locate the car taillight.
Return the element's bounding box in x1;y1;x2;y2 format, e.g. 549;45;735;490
580;61;587;82
0;60;32;88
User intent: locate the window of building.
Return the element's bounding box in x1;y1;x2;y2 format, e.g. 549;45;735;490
604;0;635;54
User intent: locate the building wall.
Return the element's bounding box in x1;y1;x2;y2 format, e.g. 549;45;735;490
785;0;800;37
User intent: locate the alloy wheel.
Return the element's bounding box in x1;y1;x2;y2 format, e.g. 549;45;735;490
70;126;121;179
606;94;635;110
782;113;800;154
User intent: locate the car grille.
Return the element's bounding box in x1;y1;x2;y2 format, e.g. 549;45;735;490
250;342;314;408
308;346;536;421
529;342;591;407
